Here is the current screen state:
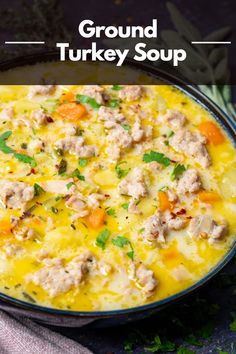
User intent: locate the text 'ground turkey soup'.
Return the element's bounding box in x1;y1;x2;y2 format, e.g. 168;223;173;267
0;84;235;311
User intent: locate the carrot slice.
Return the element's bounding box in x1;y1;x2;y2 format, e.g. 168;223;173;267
198;190;221;203
198;121;225;145
158;191;172;212
59;91;75;104
85;208;106;229
0;219;12;236
57;102;87;121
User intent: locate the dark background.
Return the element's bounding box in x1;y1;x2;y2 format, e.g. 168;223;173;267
0;0;235;353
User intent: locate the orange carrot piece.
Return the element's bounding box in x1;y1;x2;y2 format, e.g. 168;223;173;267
57;102;87;121
198;190;221;203
0;219;12;236
85;208;106;229
163;250;179;262
158;191;172;212
198;121;225;145
59;91;75;104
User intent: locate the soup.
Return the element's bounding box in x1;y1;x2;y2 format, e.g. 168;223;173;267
0;83;235;311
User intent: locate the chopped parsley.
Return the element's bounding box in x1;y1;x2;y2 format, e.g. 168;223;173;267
66;182;75;190
112;85;123;91
115;162;130;179
57;159;67;175
108;99;120;108
112;236;134;260
171;164;186;181
229;315;236;332
121;124;131;131
167;130;174;138
21;142;27;149
71;168;85;181
76;94;101;109
33;183;45;197
78;158;88;167
96;229;111;250
106;208;116;216
121;202;129;210
51;206;59;214
145;335;176;353
14;153;37;167
0;130;36;166
143;151;171;166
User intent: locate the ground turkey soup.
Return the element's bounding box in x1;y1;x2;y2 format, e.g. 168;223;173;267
0;84;235;311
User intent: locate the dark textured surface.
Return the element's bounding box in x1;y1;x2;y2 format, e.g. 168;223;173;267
47;257;236;353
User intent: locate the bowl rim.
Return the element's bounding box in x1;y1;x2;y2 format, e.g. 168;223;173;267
0;52;235;318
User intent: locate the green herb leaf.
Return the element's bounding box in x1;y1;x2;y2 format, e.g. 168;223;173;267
76;94;101;109
79;158;88;167
177;347;196;354
0;130;15;154
66;182;75;190
121;124;131;131
57;159;67;175
14;153;37;167
121;202;129;210
112;235;130;248
171;164;186;181
145;335;175;353
112;85;123;91
96;229;111;250
0;130;12;141
115;162;130;179
51;206;59;214
71;168;85;181
143;151;171;166
34;183;45;197
108;99;120;108
112;236;134;260
0;139;14;154
107;208;116;216
229;315;236;332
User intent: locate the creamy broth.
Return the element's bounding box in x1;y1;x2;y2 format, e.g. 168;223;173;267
0;83;235;311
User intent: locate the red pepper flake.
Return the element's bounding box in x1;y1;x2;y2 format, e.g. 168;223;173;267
46;116;54;123
30;168;36;174
176;208;186;215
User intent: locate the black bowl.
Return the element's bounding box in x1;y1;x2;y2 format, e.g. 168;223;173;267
0;53;235;327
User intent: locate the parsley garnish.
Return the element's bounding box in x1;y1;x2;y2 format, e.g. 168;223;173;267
76;94;101;109
112;236;134;260
121;124;131;131
96;229;111;250
143;151;171;166
121;202;129;210
34;183;45;196
51;206;59;214
145;335;175;353
112;85;123;91
57;159;67;175
14;153;37;167
66;182;75;190
107;208;116;216
171;164;186;181
78;158;88;167
71;168;85;181
108;99;120;108
115;162;130;179
0;131;36;166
